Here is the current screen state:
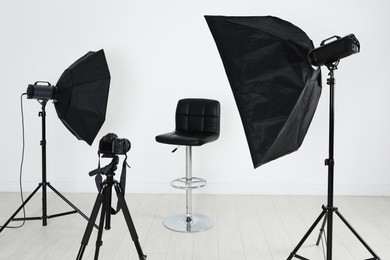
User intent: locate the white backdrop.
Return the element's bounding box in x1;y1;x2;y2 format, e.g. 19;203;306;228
1;0;389;195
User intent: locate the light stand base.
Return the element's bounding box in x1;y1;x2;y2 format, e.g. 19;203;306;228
0;182;96;233
287;205;380;260
163;213;214;233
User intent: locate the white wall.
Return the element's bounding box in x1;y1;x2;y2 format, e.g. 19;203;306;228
1;0;389;195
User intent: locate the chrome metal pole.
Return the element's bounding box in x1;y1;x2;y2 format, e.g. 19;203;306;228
185;146;192;222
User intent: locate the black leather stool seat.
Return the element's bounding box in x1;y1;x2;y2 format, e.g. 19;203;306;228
156;131;219;146
156;98;220;146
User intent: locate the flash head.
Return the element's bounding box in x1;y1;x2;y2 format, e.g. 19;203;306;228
26;81;56;100
309;34;360;67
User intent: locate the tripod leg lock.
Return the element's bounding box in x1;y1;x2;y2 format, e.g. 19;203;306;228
322;204;338;212
95;240;103;247
325;158;334;166
326;77;335;85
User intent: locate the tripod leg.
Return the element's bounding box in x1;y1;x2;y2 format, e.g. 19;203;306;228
94;191;108;260
114;183;147;260
0;184;42;233
104;181;112;230
335;210;381;260
316;213;328;246
287;209;327;260
77;190;105;260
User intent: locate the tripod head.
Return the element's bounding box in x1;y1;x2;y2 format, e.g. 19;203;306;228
89;155;119;177
89;155;122;193
89;154;130;196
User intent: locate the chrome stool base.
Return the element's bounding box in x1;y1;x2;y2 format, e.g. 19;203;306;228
163;146;213;233
163;213;214;233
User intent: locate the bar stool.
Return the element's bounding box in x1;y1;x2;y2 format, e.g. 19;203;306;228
155;98;220;232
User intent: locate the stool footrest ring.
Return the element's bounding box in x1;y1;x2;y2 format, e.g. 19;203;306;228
171;177;207;190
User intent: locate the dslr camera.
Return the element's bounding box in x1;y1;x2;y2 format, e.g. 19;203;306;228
99;133;131;157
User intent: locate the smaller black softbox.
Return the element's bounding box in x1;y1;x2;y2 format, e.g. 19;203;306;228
54;49;111;145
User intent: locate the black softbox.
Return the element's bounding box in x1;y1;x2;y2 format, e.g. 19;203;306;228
205;16;322;168
54;49;111;145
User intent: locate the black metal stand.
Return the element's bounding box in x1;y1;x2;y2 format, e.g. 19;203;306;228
0;100;95;233
287;62;380;260
76;156;146;260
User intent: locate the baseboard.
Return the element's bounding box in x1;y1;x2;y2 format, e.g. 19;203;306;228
0;181;389;196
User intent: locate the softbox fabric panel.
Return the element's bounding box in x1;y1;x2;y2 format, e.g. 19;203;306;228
54;49;110;145
205;16;322;168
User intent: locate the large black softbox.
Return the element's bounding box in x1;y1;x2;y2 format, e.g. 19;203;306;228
54;49;110;145
205;16;322;168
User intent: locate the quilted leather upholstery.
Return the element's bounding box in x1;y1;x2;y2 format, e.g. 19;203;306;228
156;98;220;146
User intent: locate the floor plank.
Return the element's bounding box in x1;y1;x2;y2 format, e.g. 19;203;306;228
0;193;389;260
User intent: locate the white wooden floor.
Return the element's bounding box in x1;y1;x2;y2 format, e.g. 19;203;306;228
0;192;389;260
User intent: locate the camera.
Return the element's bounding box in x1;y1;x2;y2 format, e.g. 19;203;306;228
98;133;131;157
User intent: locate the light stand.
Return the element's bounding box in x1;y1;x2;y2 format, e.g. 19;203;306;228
287;62;380;260
0;100;95;233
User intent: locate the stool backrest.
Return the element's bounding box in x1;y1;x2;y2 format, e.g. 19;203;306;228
175;98;220;135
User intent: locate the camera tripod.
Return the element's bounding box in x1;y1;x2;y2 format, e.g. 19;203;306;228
76;156;146;260
287;62;380;260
